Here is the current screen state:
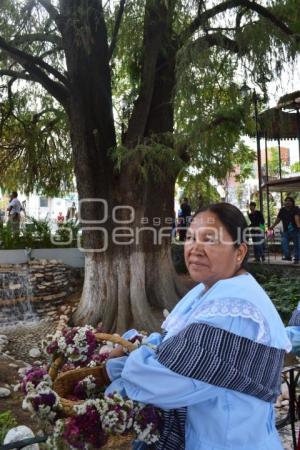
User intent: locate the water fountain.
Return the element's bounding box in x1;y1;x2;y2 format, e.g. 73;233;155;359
0;266;37;326
0;259;81;327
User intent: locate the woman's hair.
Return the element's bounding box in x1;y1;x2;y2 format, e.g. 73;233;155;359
192;202;249;267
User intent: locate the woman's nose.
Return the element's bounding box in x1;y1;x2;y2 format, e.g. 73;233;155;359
190;239;205;254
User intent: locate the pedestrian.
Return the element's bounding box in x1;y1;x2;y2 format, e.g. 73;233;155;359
7;191;22;233
66;202;77;222
270;196;300;264
178;197;191;241
248;201;265;262
56;211;65;226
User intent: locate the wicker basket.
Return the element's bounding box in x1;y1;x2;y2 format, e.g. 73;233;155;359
48;333;137;449
49;332;137;414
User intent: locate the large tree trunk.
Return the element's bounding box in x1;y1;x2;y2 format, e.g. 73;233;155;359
76;243;183;334
59;0;188;333
74;171;187;333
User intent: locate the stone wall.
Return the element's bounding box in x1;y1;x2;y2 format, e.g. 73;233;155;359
27;259;81;303
0;259;82;324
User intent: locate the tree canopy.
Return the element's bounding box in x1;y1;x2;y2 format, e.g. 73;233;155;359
0;0;299;197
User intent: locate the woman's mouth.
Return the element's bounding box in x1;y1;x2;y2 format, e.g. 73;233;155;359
189;260;208;268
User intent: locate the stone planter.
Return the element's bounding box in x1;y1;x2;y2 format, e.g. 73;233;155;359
0;248;84;267
32;248;84;268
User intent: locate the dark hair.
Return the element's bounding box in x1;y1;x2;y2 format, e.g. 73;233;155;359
192;202;249;267
11;191;18;197
249;201;256;207
285;196;295;206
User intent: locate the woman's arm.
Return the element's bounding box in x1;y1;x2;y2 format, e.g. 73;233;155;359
105;316;260;409
106;330;163;381
286;326;300;355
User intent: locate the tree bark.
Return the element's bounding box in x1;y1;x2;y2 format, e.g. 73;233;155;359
60;0;187;333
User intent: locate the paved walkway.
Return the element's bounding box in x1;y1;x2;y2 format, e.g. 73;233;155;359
249;254;300;266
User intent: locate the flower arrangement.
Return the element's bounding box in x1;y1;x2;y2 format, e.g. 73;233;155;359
73;375;98;400
20;366;52;394
23;381;61;422
48;394;161;449
43;326;148;369
44;325;99;365
21;327;161;449
21;367;61;422
133;404;161;445
22;369;161;448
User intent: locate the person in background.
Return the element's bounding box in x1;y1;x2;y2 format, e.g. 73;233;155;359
7;191;22;234
105;203;290;450
270;196;300;264
248;201;265;262
66;201;77;222
56;211;65;226
178;197;191;241
0;209;5;228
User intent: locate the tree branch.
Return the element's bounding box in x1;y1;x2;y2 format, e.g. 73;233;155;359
125;0;168;144
37;0;60;26
179;0;298;45
0;36;69;87
11;33;62;47
0;69;31;81
109;0;126;60
190;32;239;54
199;113;240;133
0;37;69;104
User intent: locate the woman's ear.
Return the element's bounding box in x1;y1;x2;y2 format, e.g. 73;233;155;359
237;243;248;263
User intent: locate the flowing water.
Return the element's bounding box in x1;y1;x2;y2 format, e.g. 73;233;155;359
0;268;38;326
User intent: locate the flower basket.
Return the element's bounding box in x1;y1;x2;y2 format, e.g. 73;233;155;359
48;332;137;416
22;330;161;449
47;333;137;449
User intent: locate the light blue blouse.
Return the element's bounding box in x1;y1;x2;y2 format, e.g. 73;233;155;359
106;274;290;450
286;302;300;355
286;327;300;355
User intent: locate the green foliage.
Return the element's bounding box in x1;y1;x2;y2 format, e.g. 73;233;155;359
0;218;79;249
0;88;74;196
263;193;280;225
263;146;289;178
0;411;17;444
111;134;182;181
290;161;300;173
176;172;221;211
252;270;300;323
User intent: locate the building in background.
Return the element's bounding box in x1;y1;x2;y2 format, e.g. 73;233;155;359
0;190;78;227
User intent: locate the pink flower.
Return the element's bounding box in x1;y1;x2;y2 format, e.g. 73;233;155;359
63;406;107;449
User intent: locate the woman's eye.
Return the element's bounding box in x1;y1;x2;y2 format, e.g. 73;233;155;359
205;236;218;244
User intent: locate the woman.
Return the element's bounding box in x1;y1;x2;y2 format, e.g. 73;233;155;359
105;203;291;450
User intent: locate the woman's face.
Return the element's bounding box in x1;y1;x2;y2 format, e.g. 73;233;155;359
184;211;247;288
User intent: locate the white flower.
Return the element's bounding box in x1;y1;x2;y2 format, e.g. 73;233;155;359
87;360;97;367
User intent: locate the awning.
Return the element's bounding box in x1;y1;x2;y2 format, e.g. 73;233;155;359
256;108;299;140
261;175;300;192
278;91;300;110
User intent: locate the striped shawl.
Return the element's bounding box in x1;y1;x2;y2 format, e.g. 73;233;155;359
153;322;285;450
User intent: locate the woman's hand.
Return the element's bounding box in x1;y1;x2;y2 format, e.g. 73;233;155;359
107;345;127;359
